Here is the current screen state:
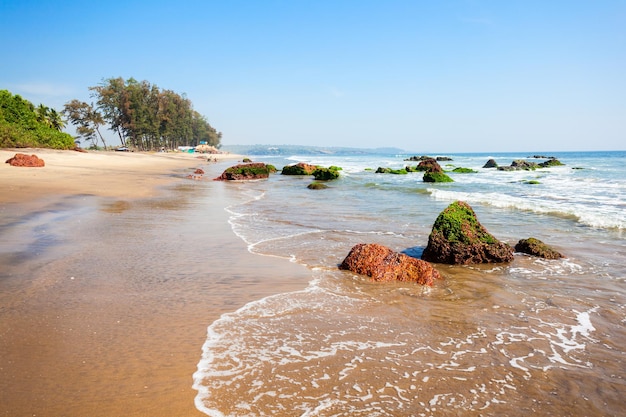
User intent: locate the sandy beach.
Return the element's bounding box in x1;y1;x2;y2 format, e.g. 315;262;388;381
0;149;312;416
0;148;241;206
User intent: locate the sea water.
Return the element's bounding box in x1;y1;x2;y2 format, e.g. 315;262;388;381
193;151;626;416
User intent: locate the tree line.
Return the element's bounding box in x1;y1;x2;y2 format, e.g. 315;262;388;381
0;90;75;149
64;77;221;151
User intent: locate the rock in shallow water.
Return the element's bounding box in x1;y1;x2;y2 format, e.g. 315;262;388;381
214;163;272;180
421;201;514;264
515;238;564;259
339;243;441;286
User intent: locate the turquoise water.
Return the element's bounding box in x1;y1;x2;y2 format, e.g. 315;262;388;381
194;151;626;416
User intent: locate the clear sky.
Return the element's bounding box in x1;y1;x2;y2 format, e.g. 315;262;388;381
1;0;624;152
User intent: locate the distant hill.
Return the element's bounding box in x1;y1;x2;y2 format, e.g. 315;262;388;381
221;144;408;156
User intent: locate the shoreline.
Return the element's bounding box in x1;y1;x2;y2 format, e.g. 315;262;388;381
0;148;312;416
0;148;243;206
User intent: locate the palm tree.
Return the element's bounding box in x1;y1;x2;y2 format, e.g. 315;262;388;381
48;108;66;131
36;104;52;127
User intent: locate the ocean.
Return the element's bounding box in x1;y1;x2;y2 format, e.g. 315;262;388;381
192;151;625;416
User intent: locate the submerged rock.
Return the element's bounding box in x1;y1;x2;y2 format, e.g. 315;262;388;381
5;153;45;167
214;163;272;180
307;182;328;190
421;201;513;264
515;238;563;259
340;243;441;286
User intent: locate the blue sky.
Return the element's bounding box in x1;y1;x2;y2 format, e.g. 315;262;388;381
1;0;624;152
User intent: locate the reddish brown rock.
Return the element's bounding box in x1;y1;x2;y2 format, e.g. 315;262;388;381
417;158;443;173
194;168;205;175
339;243;441;286
5;153;45;167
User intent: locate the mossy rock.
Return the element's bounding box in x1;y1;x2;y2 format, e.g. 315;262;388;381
307;182;328;190
281;162;318;175
515;238;563;259
266;164;277;173
375;167;408;174
422;201;514;264
215;163;272;180
451;167;477;173
423;172;453;182
242;157;252;163
539;158;564;167
312;167;340;180
524;180;541;185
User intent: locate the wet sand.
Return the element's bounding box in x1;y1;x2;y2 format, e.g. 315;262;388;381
0;149;312;416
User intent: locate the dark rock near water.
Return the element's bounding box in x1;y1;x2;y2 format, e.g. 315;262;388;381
214;162;272;180
483;159;498;168
421;201;514;264
340;243;441;286
376;167;408;174
5;153;45;167
539;158;564;167
307;182;328;190
405;155;453;162
515;238;563;259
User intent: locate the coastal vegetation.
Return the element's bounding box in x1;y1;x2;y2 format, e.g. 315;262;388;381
0;90;75;149
66;77;221;151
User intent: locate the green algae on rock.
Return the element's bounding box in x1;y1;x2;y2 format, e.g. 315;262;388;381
422;201;513;264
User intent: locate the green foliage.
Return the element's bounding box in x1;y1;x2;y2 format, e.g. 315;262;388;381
432;201;497;244
423;172;454;182
312;167;340;180
88;77;221;151
451;167;477;173
0;90;75;149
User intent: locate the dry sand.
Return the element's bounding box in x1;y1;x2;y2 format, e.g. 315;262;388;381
0;148;311;416
1;148;240;206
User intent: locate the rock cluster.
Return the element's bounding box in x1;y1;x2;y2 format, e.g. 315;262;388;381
421;201;514;264
5;153;45;167
340;243;441;286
